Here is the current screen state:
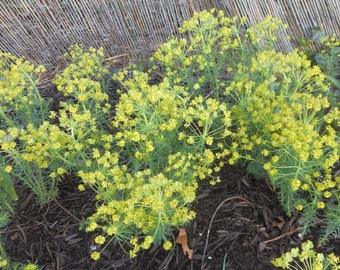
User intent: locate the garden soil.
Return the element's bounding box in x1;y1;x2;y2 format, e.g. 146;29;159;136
2;164;339;270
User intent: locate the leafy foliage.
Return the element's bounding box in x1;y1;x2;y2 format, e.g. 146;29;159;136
271;240;339;269
0;9;339;264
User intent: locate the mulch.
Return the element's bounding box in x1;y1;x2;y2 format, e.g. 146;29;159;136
2;164;339;270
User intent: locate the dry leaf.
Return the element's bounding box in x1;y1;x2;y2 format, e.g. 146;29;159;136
175;228;193;259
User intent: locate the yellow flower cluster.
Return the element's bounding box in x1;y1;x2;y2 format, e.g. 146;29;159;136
272;240;339;269
246;15;288;46
76;14;246;257
223;21;339;240
23;263;39;270
0;45;113;207
53;45;111;127
0;258;7;268
148;10;339;245
83;168;197;258
1;10;339;264
0;52;45;108
150;9;246;100
0;51;57;204
83;63;233;256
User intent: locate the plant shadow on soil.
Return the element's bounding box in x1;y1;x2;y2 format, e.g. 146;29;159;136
2;164;339;270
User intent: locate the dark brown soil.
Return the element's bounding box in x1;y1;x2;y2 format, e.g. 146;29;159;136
2;165;339;270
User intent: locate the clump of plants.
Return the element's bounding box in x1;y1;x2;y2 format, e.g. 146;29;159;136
0;52;50;206
0;43;232;261
0;45;111;268
0;45;113;205
315;34;340;91
0;8;339;266
225;41;340;241
271;240;339;269
147;9;340;243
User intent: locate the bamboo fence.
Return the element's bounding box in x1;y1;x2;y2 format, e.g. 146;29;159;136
0;0;339;73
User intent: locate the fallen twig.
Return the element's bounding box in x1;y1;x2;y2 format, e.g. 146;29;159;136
262;218;327;245
53;199;81;222
201;196;251;270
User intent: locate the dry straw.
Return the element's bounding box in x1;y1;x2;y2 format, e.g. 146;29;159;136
0;0;339;73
